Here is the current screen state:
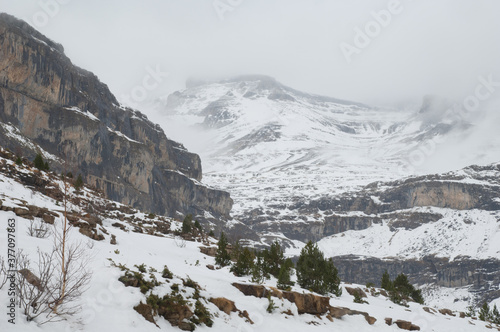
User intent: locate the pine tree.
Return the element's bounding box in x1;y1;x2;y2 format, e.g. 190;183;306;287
34;153;45;170
381;270;392;290
74;174;84;191
384;272;424;305
296;241;341;296
277;258;294;290
262;241;285;278
465;305;476;318
230;247;255;277
194;220;202;231
181;214;193;234
491;304;500;324
479;302;490;321
251;256;266;284
15;156;22;165
215;231;231;267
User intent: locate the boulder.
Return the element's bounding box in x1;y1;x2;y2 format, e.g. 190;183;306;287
42;214;55;224
329;306;376;325
395;320;420;331
439;308;455;316
209;297;238;315
345;286;367;298
14;207;30;216
281;291;331;315
133;302;157;326
199;246;217;257
232;283;269;298
18;269;43;291
423;307;436;314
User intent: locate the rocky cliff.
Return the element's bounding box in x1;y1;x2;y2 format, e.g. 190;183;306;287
242;163;500;243
0;13;232;218
332;255;500;305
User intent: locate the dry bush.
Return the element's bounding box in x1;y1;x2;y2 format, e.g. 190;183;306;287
26;219;51;239
0;256;8;289
16;242;92;324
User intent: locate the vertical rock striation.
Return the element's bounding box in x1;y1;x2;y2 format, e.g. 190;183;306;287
0;13;232;218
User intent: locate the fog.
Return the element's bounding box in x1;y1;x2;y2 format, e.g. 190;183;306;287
2;0;500;106
1;0;500;173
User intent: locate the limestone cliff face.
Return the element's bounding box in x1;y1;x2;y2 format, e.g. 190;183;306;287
332;255;500;304
0;13;232;218
257;165;500;242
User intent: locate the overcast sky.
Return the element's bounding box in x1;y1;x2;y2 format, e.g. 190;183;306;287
2;0;500;107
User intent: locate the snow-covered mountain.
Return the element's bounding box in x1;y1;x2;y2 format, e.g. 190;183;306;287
153;76;494;227
152;76;500;305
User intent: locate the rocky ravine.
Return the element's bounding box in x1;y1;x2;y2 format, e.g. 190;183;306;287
0;13;232;219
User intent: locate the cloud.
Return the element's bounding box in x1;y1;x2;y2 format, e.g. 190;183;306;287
1;0;499;107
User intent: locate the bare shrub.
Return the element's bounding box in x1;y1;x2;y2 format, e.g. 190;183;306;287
16;249;57;322
0;256;8;289
175;236;186;248
26;219;51;238
16;243;92;324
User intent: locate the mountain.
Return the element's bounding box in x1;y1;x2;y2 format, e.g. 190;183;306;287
0;147;496;331
153;75;486;226
0;13;231;220
154;76;500;304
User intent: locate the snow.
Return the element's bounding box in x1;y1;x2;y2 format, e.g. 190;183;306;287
106;127;142;144
0;123;58;161
65;106;100;122
30;35;58;53
0;210;494;331
313;207;500;260
152;79;500;237
151;79;438;225
0;152;495;331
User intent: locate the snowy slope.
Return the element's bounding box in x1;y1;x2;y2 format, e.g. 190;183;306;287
0;149;496;332
152;76;496;224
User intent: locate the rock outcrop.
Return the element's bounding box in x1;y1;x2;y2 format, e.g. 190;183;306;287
0;13;232;218
332;255;500;304
242;163;500;243
231;282;376;324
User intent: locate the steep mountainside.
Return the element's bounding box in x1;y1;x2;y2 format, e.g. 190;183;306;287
0;13;232;219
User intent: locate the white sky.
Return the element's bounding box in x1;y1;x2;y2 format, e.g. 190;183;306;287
1;0;500;106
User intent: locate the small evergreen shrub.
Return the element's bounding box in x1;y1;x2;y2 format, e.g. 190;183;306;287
215;231;231;267
182;214;193;234
162;265;173;279
33;153;49;171
74;174;84;190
